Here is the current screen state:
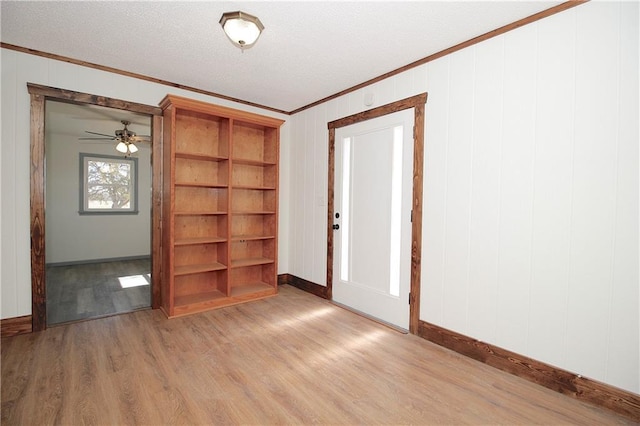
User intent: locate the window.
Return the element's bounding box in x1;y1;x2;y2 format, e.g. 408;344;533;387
79;153;138;214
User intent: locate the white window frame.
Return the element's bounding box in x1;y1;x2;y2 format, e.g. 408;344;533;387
79;153;138;215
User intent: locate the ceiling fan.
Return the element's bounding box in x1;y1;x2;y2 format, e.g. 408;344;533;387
80;120;150;156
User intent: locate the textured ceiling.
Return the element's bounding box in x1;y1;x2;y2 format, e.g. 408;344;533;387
2;1;562;113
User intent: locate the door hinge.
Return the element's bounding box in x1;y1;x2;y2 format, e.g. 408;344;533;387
411;209;413;222
408;292;411;304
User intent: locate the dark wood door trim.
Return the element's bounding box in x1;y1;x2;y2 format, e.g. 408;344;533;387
27;83;163;331
29;92;46;331
326;93;427;334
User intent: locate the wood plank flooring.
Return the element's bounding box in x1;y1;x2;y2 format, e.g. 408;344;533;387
2;285;633;425
46;258;151;325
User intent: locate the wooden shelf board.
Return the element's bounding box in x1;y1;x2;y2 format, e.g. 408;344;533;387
174;290;226;308
231;257;274;268
230;281;275;297
232;185;276;190
175;237;227;246
175;152;228;162
231;235;275;242
232;158;276;166
175;182;228;188
174;211;227;216
169;286;277;318
232;210;275;215
175;262;227;275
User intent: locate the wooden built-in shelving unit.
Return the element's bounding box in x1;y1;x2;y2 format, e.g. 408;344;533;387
160;95;284;317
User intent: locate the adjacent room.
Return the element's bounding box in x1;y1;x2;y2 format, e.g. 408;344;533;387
45;101;152;325
1;1;638;424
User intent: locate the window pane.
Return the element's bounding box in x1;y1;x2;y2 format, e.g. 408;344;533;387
340;137;351;281
88;160;131;185
389;125;403;297
87;184;131;209
80;154;137;214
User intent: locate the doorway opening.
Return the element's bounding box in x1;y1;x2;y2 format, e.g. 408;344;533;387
28;83;163;331
45;101;152;325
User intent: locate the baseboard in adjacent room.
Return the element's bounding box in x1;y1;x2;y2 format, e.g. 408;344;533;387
1;315;33;337
46;255;151;267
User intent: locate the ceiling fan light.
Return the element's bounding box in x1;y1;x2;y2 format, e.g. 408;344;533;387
128;143;139;153
219;11;264;49
116;141;128;153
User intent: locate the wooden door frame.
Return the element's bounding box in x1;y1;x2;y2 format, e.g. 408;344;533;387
27;83;163;331
326;93;427;334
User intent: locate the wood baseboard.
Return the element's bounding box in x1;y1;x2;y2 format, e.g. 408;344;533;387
418;320;640;422
278;274;329;299
46;255;151;267
1;315;33;337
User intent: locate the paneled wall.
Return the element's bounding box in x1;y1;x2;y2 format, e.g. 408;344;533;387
0;50;290;319
287;2;638;393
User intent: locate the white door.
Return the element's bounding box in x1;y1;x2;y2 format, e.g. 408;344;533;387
333;109;414;330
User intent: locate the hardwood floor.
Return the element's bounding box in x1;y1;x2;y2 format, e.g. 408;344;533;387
2;285;633;425
46;258;151;325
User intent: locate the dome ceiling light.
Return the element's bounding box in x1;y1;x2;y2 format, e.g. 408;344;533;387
219;11;264;50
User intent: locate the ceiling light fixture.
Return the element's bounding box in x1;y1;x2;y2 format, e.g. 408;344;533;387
114;120;139;156
80;120;147;158
219;11;264;50
115;140;138;156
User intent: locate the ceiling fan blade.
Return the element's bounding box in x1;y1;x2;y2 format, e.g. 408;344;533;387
84;130;115;138
79;137;114;140
131;135;151;142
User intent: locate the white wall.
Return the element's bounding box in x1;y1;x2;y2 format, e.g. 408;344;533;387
45;117;152;264
287;2;638;394
0;49;290;319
